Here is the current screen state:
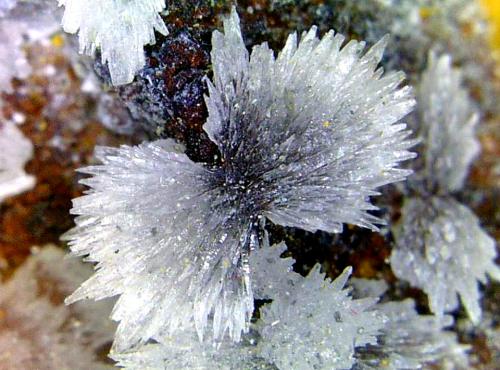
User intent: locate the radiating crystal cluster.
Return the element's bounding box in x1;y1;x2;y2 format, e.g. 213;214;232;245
370;300;469;370
392;196;500;323
64;8;416;354
111;243;469;370
0;121;35;203
0;246;115;370
408;53;481;194
307;0;496;113
111;329;269;370
111;244;386;370
258;266;382;370
390;53;500;323
252;244;385;370
58;0;168;85
352;278;469;369
0;1;497;368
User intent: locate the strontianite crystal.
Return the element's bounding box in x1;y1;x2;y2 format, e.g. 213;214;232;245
64;8;415;353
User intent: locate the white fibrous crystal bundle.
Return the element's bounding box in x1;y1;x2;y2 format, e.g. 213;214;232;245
257;266;382;370
0;245;115;370
111;244;385;370
352;278;469;369
64;7;416;355
408;53;481;194
112;244;469;370
249;241;300;300
370;300;469;370
253;244;383;370
392;196;500;323
58;0;168;85
390;52;500;324
0;121;35;203
111;329;268;370
252;243;385;370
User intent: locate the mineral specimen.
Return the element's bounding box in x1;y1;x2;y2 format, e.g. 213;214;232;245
390;53;500;323
352;278;469;370
257;266;383;370
249;240;300;300
0;1;497;369
64;7;416;353
112;244;386;370
58;0;168;85
111;329;269;370
391;196;500;324
408;53;480;194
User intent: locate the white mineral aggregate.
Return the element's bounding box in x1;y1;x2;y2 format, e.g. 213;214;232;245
352;278;469;369
391;196;500;323
0;120;35;202
58;0;168;85
64;7;415;353
391;53;499;323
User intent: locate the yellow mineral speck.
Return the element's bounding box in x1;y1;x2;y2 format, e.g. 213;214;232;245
419;6;437;20
380;358;391;366
481;0;500;52
322;120;332;128
38;119;48;131
50;34;65;48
